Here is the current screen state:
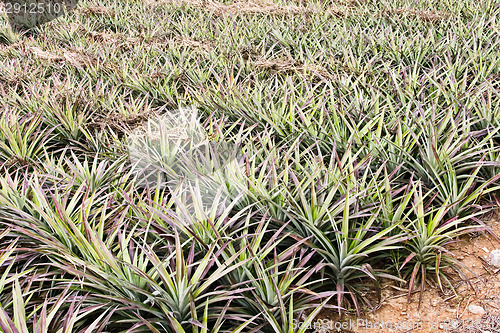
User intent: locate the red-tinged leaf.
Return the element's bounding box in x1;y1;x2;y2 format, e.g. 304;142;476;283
349;291;361;318
418;265;426;310
399;252;416;271
336;282;343;315
436;252;443;293
407;261;420;305
0;307;19;333
34;301;47;333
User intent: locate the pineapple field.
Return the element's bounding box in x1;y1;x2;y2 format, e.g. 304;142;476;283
0;0;499;331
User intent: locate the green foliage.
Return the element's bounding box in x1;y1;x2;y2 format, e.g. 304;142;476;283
0;0;500;330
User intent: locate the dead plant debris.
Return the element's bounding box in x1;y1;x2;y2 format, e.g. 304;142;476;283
252;58;336;81
5;42;105;69
87;30;139;45
89;111;158;135
385;7;451;22
147;0;351;17
85;29;212;52
80;5;115;16
169;36;213;52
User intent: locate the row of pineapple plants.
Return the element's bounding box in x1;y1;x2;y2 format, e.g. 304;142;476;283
0;100;498;331
0;0;499;331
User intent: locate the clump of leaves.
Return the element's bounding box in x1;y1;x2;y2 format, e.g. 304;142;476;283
398;182;484;308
